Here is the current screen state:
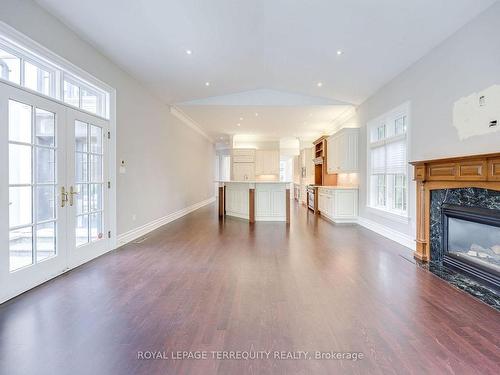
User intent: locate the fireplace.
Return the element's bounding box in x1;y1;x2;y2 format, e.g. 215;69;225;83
442;204;500;290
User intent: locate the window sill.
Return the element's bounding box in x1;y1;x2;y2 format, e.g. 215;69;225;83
366;206;410;224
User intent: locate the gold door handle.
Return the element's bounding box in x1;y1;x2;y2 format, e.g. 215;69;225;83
61;186;68;207
69;186;78;206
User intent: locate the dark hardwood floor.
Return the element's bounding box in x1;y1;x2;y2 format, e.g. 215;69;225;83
1;203;499;375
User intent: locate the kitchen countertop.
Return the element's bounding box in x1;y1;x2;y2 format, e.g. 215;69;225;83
312;185;359;189
215;180;291;184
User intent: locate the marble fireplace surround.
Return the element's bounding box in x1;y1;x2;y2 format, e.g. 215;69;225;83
410;152;500;262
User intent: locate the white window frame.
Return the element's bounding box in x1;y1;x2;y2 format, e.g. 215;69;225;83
366;101;410;220
0;22;110;119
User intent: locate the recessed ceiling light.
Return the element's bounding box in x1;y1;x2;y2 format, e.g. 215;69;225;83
317;82;323;87
337;50;343;55
239;117;243;121
255;112;259;117
219;136;223;140
186;49;192;55
205;82;210;86
237;123;241;127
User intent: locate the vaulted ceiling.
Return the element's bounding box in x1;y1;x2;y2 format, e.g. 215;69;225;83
36;0;497;141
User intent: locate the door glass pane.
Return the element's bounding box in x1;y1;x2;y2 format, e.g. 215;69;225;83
64;80;80;107
76;184;88;214
75;153;88;182
36;185;55;222
0;47;21;84
90;155;102;182
35;109;55;147
76;215;89;247
9;144;32;184
90;125;102;154
90;213;103;241
35;148;55;183
36;222;56;262
10;227;33;271
9;186;32;227
24;61;52;96
75;121;88;152
9;100;32;143
89;184;102;211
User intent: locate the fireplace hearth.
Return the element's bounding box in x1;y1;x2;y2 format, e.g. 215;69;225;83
441;204;500;291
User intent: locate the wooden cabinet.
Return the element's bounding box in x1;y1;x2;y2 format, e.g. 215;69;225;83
233;163;255;181
326;128;359;174
255;150;280;176
318;188;358;223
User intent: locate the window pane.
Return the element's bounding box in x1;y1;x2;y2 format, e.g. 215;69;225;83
35;109;55;147
36;185;55;222
36;148;55;183
76;215;89;247
75;121;88;152
76;184;88;214
10;227;33;271
89;184;102;211
75;152;88;182
24;61;52;96
9;186;32;228
9;100;32;143
81;87;98;114
0;47;21;84
63;80;80;107
90;212;103;241
90;155;102;182
395;116;406;135
90;125;102;154
36;221;56;262
9;143;32;184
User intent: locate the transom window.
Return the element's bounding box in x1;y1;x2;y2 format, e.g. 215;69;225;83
367;102;409;217
0;34;109;118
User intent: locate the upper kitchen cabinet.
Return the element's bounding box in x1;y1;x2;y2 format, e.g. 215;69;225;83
255;150;280;175
232;148;256;163
327;128;359;174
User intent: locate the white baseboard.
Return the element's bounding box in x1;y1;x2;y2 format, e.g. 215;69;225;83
357;216;416;250
117;197;216;247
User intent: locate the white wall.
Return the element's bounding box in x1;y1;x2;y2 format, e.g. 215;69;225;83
356;3;500;244
0;0;215;236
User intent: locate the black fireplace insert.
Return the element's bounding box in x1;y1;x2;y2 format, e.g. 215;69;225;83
441;204;500;291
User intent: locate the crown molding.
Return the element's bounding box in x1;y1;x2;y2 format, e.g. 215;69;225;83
169;105;213;142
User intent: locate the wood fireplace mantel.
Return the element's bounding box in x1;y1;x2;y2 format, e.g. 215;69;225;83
410;152;500;262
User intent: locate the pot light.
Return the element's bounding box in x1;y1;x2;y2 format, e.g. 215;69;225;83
237;123;241;127
186;49;192;55
239;117;243;121
336;50;343;55
255;112;259;117
205;82;210;86
317;82;323;87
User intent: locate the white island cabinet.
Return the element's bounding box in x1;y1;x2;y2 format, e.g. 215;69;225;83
217;181;290;223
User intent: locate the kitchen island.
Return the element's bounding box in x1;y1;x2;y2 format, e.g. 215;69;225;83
216;181;291;223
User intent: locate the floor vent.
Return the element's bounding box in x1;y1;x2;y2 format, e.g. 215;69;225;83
132;236;149;244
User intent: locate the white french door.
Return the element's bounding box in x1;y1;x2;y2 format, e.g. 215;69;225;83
0;83;110;303
66;108;109;268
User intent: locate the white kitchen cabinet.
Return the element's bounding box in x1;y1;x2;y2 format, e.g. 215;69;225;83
326;128;359;174
318;187;358;223
232;148;256;163
255;150;280;176
233;163;255;181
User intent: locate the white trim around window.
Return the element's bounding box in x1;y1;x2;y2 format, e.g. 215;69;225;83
366;101;411;220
